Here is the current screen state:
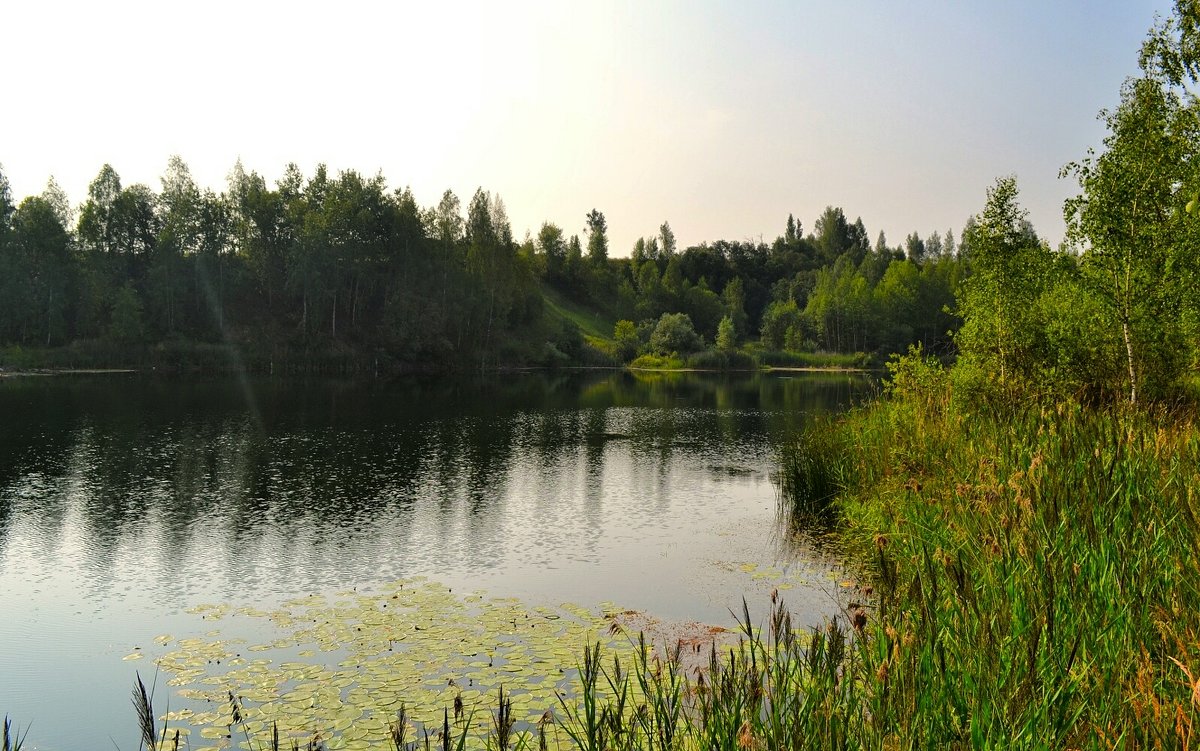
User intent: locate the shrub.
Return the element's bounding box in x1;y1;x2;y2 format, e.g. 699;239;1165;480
648;313;702;355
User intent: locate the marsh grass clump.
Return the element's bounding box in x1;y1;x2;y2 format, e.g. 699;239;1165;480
543;597;874;750
777;423;848;531
755;350;871;370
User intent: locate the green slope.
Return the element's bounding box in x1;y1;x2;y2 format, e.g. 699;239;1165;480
540;284;615;345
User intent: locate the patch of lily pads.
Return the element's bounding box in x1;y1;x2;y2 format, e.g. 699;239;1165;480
709;558;860;595
143;578;650;750
136;560;847;749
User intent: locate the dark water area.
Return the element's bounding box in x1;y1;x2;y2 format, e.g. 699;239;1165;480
0;369;873;749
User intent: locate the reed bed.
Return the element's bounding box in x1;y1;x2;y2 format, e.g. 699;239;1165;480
779;354;1200;748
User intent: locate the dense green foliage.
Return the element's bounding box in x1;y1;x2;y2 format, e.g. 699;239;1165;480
612;216;962;363
1;158;969;371
0;161;564;371
945;7;1200;403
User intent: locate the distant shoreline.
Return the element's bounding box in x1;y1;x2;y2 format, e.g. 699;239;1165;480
0;365;873;379
0;368;137;378
626;365;870;374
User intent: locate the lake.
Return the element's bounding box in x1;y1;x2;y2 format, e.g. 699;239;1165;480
0;369;872;749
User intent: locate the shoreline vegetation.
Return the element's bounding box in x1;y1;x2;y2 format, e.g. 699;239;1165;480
775;354;1200;748
0;362;873;378
0;329;878;378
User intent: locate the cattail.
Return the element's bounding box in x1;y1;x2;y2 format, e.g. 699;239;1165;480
493;685;514;751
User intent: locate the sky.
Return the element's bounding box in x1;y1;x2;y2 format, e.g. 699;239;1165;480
0;0;1175;255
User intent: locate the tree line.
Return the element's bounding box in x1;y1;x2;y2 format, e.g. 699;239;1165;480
578;207;967;365
0;160;549;370
9;6;1195;396
0;156;971;371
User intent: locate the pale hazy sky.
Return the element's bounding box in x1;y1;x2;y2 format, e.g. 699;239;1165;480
0;1;1172;255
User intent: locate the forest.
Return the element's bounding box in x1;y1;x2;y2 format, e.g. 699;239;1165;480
0;151;974;374
4;130;1195;403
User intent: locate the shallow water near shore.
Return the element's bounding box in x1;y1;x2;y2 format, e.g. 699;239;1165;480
0;369;872;749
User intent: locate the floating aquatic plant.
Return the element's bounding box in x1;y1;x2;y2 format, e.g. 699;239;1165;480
150;578;652;749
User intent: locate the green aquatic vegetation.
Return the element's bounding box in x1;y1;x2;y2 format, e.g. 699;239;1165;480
120;585;890;750
711;560;794;586
150;579;651;749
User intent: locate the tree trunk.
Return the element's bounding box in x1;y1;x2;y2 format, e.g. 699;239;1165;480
1122;316;1137;405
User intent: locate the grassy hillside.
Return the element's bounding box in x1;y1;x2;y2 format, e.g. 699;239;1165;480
539;284;615;347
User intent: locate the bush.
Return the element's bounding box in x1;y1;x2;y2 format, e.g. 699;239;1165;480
648;313;702;355
613;319;640;361
759;300;803;349
0;345;34;370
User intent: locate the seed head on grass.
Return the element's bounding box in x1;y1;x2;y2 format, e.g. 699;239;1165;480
492;685;514;751
536;710;553;751
3;716;31;751
391;703;409;750
132;672;156;751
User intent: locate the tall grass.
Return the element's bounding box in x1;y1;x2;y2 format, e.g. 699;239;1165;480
776;426;847;533
755;350;871;370
779;353;1200;747
682;350;756;370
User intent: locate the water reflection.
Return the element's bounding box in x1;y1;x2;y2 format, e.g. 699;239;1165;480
0;370;872;749
1;371;869;557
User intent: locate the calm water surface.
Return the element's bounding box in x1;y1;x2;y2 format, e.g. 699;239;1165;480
0;370;872;749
